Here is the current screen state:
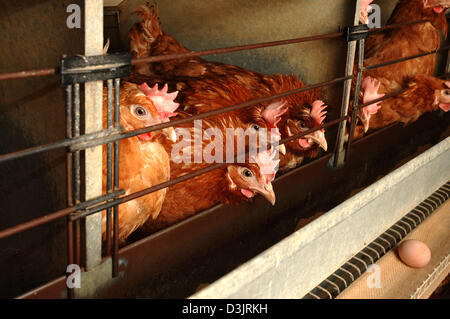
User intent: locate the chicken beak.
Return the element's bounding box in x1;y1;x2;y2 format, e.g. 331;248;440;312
253;182;276;206
162;127;178;142
304;130;328;152
278;144;286;155
358;109;371;133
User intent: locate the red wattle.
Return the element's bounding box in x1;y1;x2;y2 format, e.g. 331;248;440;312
434;6;444;13
439;103;450;112
137;133;152;141
299;138;313;148
241;188;255;199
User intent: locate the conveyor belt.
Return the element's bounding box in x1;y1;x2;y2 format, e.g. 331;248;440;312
304;181;450;299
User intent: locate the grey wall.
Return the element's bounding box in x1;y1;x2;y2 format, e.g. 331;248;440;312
118;0;397;93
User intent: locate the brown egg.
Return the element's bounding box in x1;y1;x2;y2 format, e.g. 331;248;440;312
398;239;431;268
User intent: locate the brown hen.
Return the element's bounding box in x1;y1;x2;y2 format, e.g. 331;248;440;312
101;81;179;243
129;3;328;172
354;0;449;132
138;110;279;233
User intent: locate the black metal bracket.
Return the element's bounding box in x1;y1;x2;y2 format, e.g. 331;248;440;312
344;24;370;42
61;53;131;85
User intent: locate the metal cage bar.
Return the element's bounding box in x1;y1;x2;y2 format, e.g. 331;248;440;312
332;0;362;169
113;77;121;277
65;84;75;299
106;80;114;256
346;38;366;160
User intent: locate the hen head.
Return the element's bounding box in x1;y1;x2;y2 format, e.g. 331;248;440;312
119;82;179;142
279;100;328;159
225;149;278;206
433;80;450;112
423;0;450;13
404;0;450;37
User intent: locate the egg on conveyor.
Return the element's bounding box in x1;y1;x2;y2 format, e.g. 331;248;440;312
397;239;431;268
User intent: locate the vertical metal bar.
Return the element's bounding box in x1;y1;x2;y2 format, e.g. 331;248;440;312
346;38;365;160
73;83;81;266
332;0;362;168
73;83;81;204
106;80;113;255
113;78;120;277
65;85;74;299
83;0;104;271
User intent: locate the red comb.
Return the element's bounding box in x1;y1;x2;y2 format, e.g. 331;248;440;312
261;100;288;128
252;147;279;183
310;100;327;127
362;77;384;115
138;83;180;121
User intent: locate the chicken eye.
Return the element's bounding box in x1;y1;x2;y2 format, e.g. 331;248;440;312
242;169;253;177
130;105;149;119
135;107;147;116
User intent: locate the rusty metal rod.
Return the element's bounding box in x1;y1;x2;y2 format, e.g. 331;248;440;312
367;19;430;35
363;45;450;72
0;68;56;81
0;127;120;164
129;20;429;65
86;76;352;147
131;32;343;65
0;19;430;82
354;88;409;110
0;112;347;240
70;116;347;221
0;190;124;240
0;76;351;164
0;16;438;242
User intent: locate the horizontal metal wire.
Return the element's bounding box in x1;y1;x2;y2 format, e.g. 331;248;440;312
131;32;344;65
0;19;430;81
0;68;57;81
69;116;347;221
0;127;121;163
0;113;346;237
354;88;409;110
363;45;450;72
0;17;441;242
355;69;450;110
367;19;430;35
0;76;350;163
0;189;125;240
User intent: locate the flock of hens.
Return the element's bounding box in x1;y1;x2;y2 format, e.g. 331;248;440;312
101;0;450;244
